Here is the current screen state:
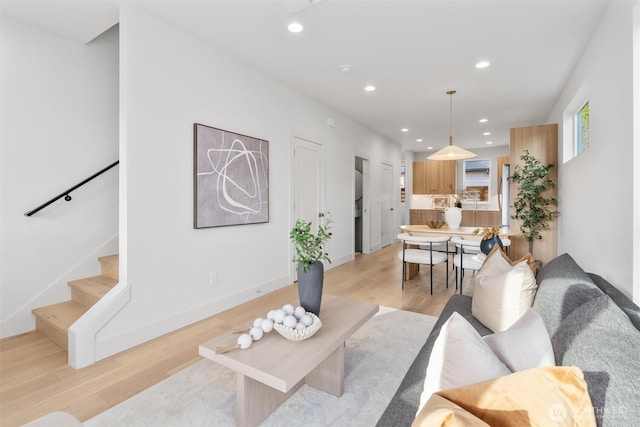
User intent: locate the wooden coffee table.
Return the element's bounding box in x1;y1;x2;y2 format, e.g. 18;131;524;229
199;294;379;427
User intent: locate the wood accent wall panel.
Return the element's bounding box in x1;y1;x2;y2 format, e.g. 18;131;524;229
509;124;558;264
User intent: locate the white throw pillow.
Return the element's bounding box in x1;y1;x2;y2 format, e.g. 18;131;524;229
483;308;555;372
475;246;512;280
417;312;510;414
472;260;538;332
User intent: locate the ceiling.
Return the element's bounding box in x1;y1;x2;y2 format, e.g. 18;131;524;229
0;0;610;152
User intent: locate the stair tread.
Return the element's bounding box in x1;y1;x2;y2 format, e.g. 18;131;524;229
69;275;117;295
32;301;87;331
98;255;118;264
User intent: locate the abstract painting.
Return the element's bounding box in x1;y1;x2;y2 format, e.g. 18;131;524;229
194;123;269;228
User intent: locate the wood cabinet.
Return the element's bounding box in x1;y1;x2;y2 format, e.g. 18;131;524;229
410;209;501;228
412;161;456;194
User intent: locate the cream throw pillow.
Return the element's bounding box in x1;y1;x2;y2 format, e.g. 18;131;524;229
483;308;555;372
417;312;510;414
472;260;538;332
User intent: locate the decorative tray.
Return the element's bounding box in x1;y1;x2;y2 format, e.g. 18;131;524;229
273;312;322;341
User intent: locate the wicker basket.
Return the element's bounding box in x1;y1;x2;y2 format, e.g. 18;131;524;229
273;313;322;341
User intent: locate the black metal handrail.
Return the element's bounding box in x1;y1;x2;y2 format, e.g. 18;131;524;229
24;161;119;217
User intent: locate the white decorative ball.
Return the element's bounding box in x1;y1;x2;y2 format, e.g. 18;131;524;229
237;333;252;349
253;317;264;328
267;310;276;320
300;314;313;327
294;306;306;319
260;318;274;333
282;304;295;315
249;327;264;341
295;322;306;330
283;314;298;328
273;309;286;324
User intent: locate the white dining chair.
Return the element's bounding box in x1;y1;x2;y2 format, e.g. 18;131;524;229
451;236;483;294
397;233;450;294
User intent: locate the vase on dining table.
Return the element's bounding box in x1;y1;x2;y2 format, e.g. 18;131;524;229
444;207;462;229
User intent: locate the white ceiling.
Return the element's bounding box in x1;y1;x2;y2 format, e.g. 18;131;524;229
0;0;610;152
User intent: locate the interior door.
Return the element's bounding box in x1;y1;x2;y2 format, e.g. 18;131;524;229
381;163;394;247
293;137;325;274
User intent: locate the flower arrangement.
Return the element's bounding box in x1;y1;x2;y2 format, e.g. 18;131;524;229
289;214;332;273
473;226;500;240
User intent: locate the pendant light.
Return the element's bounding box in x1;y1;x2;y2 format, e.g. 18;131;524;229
428;90;477;160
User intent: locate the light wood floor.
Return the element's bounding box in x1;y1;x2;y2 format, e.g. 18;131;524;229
0;243;457;426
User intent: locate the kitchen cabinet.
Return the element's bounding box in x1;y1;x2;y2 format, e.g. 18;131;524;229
412;161;456;194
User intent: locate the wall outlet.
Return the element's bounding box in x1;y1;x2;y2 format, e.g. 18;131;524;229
209;271;218;286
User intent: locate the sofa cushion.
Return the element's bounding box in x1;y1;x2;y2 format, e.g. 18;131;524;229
551;294;640;427
532;253;603;335
483;308;555;372
417;312;510;413
415;366;596;427
472;261;538;332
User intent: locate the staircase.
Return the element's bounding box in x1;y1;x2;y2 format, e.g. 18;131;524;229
32;255;118;351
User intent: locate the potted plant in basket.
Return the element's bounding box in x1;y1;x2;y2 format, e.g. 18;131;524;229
509;150;559;260
290;214;332;315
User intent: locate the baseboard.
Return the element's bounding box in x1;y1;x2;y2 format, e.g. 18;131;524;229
93;274;291;362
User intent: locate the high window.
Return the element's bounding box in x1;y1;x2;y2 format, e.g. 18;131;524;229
575;101;590;155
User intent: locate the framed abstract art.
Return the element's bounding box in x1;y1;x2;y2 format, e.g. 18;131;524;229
194;123;269;228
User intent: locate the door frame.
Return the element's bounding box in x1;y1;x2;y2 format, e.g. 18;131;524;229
380;161;394;248
354;154;371;255
292;135;326;281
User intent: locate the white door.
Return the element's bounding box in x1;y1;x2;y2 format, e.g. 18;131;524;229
381;163;394;247
293;137;325;274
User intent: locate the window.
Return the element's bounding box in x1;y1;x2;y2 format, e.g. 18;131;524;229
575;101;589;155
463;159;490;203
562;83;589;163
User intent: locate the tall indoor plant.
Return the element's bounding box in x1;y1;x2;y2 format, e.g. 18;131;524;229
509;150;559;258
290;214;332;315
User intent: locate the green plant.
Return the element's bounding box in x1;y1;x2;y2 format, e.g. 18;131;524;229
290;214;332;273
509;150;559;256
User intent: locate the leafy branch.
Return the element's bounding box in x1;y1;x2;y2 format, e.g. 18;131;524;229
509;150;559;255
290;214;332;273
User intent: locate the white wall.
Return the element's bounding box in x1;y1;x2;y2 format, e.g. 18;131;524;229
95;6;400;359
547;0;635;299
0;17;120;337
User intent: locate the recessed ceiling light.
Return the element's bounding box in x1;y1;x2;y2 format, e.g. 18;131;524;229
287;22;304;33
364;85;376;92
479;118;488;123
475;61;490;69
416;138;423;142
427;146;434;150
486;141;493;145
483;132;491;136
401;128;409;132
339;64;352;73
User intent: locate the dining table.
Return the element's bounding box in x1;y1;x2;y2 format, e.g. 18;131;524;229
398;225;518;280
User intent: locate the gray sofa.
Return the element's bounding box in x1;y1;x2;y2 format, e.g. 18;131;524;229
377;253;640;426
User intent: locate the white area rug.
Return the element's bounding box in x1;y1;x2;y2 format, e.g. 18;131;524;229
85;307;437;427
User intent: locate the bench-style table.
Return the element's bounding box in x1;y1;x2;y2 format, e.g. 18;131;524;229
199;294;378;427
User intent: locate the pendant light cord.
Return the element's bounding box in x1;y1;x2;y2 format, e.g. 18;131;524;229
447;90;456;146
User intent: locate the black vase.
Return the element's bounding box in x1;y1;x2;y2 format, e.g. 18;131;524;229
297;261;324;316
480;234;504;255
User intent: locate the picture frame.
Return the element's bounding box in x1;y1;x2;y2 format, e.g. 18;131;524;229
432;195;449;209
194;123;269;228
